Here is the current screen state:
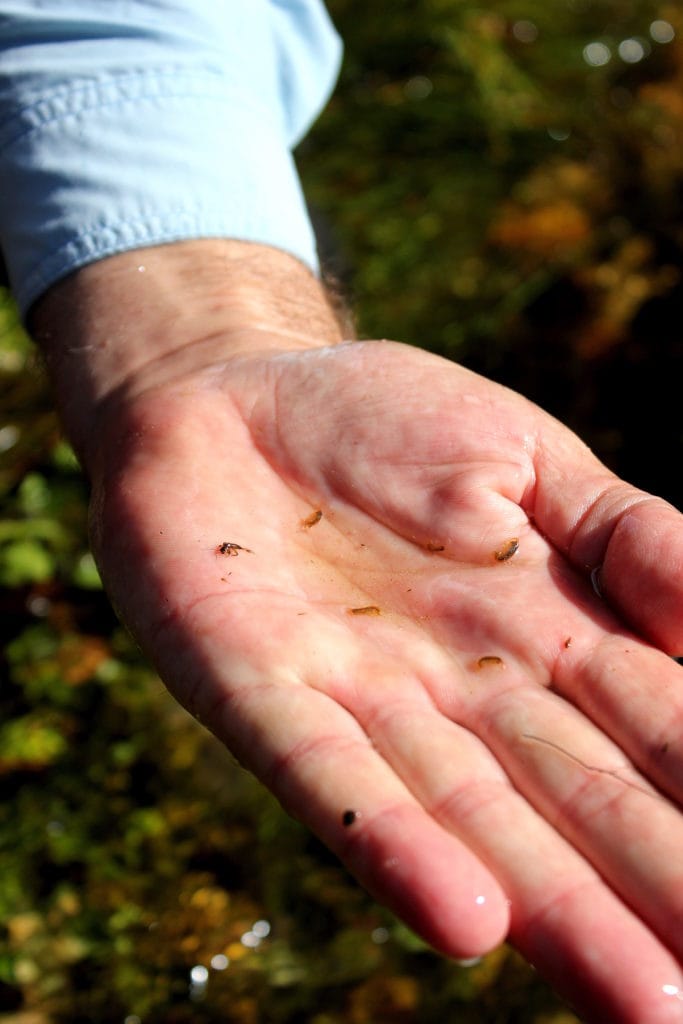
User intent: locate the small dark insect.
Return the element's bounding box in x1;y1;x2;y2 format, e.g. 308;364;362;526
342;809;358;827
348;606;381;616
216;542;253;556
494;538;519;562
426;542;445;553
564;637;573;649
302;509;323;529
476;655;504;670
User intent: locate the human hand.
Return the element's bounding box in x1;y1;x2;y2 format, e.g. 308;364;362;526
85;335;683;1024
33;243;683;1024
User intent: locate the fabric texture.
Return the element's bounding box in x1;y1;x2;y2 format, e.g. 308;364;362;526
0;1;342;315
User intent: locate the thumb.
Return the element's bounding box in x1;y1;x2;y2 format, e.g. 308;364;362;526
530;417;683;654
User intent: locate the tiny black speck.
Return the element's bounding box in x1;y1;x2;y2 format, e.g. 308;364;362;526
342;809;357;827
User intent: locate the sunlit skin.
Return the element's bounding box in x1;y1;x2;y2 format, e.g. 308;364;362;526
34;241;683;1024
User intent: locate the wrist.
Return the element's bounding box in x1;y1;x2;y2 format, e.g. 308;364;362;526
29;239;346;470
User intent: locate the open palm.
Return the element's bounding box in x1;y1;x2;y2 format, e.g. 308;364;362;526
90;338;683;1023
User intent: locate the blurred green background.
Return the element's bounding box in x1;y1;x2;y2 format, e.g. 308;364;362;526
1;1;682;1020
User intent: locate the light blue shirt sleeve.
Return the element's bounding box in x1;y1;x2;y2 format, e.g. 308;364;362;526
0;1;342;316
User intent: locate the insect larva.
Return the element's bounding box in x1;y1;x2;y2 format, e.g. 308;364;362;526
494;538;519;562
476;655;504;670
302;510;323;529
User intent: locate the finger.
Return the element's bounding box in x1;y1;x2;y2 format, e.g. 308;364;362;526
213;684;509;959
150;595;510;959
601;497;683;654
368;700;683;1024
532;422;683;653
554;634;683;804
409;525;683;809
476;682;683;963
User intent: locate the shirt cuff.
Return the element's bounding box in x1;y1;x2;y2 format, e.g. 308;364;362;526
0;66;322;316
0;0;342;317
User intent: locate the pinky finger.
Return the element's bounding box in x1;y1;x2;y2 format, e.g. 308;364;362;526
209;679;510;959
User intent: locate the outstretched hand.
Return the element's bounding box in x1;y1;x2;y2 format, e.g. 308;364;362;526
88;335;683;1024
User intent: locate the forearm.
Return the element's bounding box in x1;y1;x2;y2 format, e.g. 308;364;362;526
30;240;345;473
1;4;345;472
